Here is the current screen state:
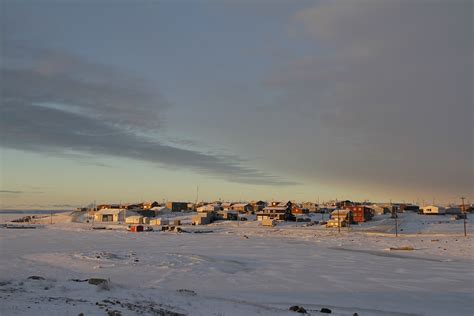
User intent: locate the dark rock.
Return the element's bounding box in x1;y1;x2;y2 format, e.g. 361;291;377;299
176;289;196;296
78;313;84;316
297;306;307;313
320;307;332;313
27;276;45;280
289;306;300;312
88;278;108;286
70;279;89;283
289;305;306;313
353;313;359;316
107;311;121;316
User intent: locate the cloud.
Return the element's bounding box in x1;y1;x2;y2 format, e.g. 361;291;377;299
0;45;295;186
263;1;473;196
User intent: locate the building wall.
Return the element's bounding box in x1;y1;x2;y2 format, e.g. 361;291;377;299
166;202;188;212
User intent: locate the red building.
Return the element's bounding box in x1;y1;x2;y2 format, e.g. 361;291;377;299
345;206;373;223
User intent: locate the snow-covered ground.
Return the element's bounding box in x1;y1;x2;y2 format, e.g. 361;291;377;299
0;212;473;315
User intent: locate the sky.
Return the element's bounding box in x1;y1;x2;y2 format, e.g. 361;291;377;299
1;0;473;209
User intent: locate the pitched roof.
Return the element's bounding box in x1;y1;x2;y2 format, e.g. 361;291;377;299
232;203;250;207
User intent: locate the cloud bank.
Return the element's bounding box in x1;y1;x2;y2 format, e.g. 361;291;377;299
1;45;294;186
262;1;473;195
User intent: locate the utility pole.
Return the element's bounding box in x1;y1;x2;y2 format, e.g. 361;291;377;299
395;211;398;237
461;197;467;237
337;208;341;234
347;210;351;232
391;199;398;237
92;200;96;227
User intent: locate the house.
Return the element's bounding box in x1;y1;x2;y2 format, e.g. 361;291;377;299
291;205;309;215
344;206;373;223
230;203;253;213
126;203;144;210
216;210;238;221
251;200;267;212
327;209;352;227
196;204;219;213
150;206;171;216
256;202;294;221
400;205;420;213
445;207;462;215
94;208;137;222
125;215;144;224
421;205;446;215
135;209;157;218
301;202;318;212
369;204;388;215
97;204;121;210
337;200;354;208
192;212;213;225
330;209;352;221
220;202;233;211
150;201;161;208
165;202;189;212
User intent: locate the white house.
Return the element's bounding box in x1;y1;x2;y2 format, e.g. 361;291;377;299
370;204;388;215
196;204;219;213
94;208;139;222
125;215;145;224
150;206;171;215
421;205;446;215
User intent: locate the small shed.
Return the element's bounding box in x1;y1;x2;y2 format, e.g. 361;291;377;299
193;212;212;225
150;218;169;226
171;219;181;226
129;225;144;232
261;218;276;227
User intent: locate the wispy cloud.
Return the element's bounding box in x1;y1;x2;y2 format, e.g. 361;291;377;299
0;190;24;194
0;45;296;186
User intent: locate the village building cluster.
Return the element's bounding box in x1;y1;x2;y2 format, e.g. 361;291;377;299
80;199;473;230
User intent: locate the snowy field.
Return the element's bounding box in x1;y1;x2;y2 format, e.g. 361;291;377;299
0;212;473;315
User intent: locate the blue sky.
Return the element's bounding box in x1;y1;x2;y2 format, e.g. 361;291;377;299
1;1;472;208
